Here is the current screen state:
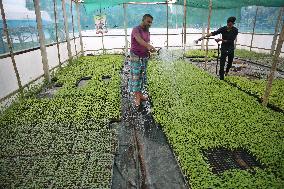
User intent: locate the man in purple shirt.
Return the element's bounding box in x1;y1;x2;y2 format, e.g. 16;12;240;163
129;14;156;107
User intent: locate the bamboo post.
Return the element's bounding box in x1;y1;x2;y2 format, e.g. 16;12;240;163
182;28;184;47
53;0;61;67
0;0;23;94
234;23;238;49
76;1;84;56
0;32;5;54
201;23;205;50
250;6;258;51
33;0;51;83
183;0;187;51
270;7;284;55
62;0;72;60
262;23;284;106
71;1;78;56
175;4;178;30
181;3;183;47
205;0;212;69
166;2;169;49
123;3;128;56
101;32;105;54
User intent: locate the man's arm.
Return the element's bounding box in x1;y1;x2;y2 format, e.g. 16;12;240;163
195;27;224;43
199;33;213;41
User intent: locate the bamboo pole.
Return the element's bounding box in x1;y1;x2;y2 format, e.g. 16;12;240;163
250;6;258;51
0;33;5;54
76;1;84;56
62;0;72;60
270;7;284;55
183;0;187;51
166;2;169;49
201;23;205;50
101;33;105;54
53;0;61;67
0;0;23;94
205;0;212;69
123;3;128;56
262;23;284;106
182;27;184;47
234;23;238;49
33;0;51;83
71;0;78;56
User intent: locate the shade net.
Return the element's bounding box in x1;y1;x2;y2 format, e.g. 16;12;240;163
83;0;284;12
80;3;283;34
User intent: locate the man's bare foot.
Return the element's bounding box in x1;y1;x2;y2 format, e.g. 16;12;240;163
140;94;148;101
134;93;141;107
134;99;140;107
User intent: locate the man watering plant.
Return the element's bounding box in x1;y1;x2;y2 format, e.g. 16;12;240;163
195;16;238;80
129;14;156;107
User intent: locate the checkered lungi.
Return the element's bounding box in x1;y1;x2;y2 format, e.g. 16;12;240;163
128;52;148;92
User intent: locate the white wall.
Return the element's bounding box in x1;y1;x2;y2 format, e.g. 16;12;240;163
47;45;60;69
59;42;69;63
15;49;44;86
0;43;62;101
236;33;252;47
81;28;283;54
71;39;77;56
0;57;19;99
75;38;82;55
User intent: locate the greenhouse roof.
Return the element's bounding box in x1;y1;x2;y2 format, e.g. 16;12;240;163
82;0;284;11
174;0;284;9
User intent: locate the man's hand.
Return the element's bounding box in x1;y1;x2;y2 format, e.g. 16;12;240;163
194;37;204;44
147;45;156;53
215;38;222;43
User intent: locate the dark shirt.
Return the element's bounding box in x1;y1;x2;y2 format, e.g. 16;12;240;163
211;26;238;51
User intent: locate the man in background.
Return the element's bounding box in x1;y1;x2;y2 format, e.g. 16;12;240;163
195;16;238;80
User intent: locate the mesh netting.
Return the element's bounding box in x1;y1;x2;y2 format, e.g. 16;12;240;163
80;3;282;34
83;0;284;12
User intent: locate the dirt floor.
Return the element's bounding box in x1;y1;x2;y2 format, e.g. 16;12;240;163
186;58;284;80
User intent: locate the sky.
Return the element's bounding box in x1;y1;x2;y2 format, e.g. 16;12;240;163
1;0;51;21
